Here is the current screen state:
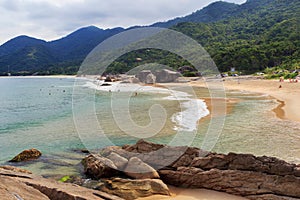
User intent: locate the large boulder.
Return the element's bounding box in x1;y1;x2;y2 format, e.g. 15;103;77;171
82;154;119;179
137;70;152;83
155;69;181;83
159;168;300;199
145;73;156;84
124;157;160;179
9;148;42;162
107;152;128;170
98;178;170;200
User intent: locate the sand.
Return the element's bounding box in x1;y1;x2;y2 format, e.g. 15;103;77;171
139;186;247;200
196;76;300;122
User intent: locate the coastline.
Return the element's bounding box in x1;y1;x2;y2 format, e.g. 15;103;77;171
190;77;300;122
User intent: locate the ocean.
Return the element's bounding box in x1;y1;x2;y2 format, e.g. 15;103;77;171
1;77;300;177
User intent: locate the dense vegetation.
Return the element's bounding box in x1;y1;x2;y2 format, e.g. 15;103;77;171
0;0;299;76
113;0;300;74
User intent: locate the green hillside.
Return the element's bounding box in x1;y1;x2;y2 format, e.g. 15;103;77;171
0;0;299;75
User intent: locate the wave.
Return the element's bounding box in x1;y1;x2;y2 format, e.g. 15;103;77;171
82;80;210;133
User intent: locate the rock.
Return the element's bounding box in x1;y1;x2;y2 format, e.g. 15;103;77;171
0;165;32;174
124;157;160;179
154;69;181;83
0;176;50;200
107;152;128;170
82;154;119;179
0;167;123;200
145;73;156;84
9;148;42;162
137;70;153;83
246;194;300;200
98;178;170;200
123;139;165;153
190;152;299;177
159;168;300;198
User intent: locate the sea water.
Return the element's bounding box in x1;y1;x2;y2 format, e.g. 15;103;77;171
0;77;300;177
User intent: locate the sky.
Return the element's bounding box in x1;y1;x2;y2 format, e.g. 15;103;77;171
0;0;246;45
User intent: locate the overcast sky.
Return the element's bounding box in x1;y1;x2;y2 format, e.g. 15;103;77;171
0;0;246;45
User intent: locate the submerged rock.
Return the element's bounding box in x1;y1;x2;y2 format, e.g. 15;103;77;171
98;178;170;200
9;148;42;162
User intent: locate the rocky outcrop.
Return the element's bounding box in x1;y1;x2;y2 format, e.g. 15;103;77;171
85;140;300;200
0;167;123;200
82;154;119;179
9;148;42;162
154;69;181;83
98;178;170;200
124;157;160;179
137;69;180;83
137;70;153;83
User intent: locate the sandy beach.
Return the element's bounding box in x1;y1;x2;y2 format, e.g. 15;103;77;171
190;76;300;122
139;186;247;200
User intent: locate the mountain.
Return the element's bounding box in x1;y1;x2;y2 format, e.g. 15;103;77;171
0;36;46;57
0;0;299;75
0;26;124;75
151;1;239;27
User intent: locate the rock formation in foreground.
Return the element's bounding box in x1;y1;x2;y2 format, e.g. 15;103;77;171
0;166;123;200
82;139;300;200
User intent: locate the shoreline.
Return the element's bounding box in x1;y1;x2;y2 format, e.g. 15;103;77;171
0;75;76;78
190;77;300;122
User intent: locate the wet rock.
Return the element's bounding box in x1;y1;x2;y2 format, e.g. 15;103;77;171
98;178;170;200
9;148;42;162
82;154;119;179
124;157;159;179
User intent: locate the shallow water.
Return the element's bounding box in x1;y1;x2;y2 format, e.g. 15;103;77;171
0;77;299;177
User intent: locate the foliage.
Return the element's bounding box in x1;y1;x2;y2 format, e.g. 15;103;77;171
59;176;71;183
0;0;299;75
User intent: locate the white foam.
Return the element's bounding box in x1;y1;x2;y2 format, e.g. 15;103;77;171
83;80;210;133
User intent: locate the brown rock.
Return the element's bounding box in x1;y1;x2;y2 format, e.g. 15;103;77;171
123;139;165;153
246;194;300;200
159;168;300;198
0;165;32;174
82;154;119;179
98;178;170;200
125;157;160;179
0;167;123;200
9;148;42;162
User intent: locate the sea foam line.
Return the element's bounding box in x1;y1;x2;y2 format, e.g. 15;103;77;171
83;80;210;133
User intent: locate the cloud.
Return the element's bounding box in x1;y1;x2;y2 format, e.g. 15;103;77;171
0;0;246;44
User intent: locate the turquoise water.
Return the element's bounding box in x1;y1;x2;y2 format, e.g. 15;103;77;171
1;77;300;177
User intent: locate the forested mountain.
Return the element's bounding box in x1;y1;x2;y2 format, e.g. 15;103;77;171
0;0;299;75
0;27;124;75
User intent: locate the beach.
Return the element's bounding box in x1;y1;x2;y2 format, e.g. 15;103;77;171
147;76;300;200
191;76;300;122
139;187;247;200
